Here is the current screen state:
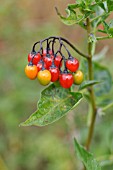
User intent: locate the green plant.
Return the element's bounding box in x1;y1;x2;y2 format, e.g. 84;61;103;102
21;0;113;169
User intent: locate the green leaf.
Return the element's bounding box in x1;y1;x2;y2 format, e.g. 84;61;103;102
55;7;77;25
74;138;101;170
93;62;112;96
79;80;100;91
107;0;113;12
68;3;80;9
20;84;83;126
108;20;113;36
80;59;112;97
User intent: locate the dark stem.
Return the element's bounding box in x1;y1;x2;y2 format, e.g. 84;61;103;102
32;36;89;59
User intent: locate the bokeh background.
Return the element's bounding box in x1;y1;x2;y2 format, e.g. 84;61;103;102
0;1;113;170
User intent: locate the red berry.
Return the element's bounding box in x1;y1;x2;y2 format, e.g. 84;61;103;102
28;52;41;65
59;72;73;88
43;55;53;69
37;62;43;72
37;61;46;71
66;57;79;72
28;52;35;62
49;67;59;82
43;49;53;56
54;55;62;68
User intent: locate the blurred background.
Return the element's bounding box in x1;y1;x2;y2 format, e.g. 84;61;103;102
0;0;113;170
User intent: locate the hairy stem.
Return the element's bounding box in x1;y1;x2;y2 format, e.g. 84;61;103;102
85;18;97;150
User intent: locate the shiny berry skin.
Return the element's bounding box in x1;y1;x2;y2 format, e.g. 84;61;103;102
37;62;43;72
49;67;59;82
73;70;84;85
66;57;79;72
43;55;53;69
37;61;46;72
59;72;73;88
54;55;62;68
28;52;41;65
25;64;37;80
43;49;53;56
37;70;51;86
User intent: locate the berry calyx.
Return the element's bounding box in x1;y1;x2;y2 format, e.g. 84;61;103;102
73;70;84;85
25;64;37;80
66;56;79;72
37;69;51;86
59;71;73;88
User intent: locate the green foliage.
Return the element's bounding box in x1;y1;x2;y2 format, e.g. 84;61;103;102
55;0;113;37
93;62;112;96
56;8;77;25
79;80;100;91
81;59;112;96
1;0;113;170
20;84;83;126
74;139;101;170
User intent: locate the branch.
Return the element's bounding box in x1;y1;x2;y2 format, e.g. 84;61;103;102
32;36;89;59
97;36;113;40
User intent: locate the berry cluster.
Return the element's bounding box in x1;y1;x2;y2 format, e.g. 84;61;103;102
25;37;84;88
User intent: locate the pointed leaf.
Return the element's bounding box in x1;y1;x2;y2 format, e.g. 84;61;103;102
20;84;83;126
80;59;112;96
74;138;101;170
55;7;77;25
68;3;80;9
79;80;100;91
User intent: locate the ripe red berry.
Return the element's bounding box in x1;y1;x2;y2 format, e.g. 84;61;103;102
37;60;46;72
66;57;79;72
28;52;41;65
43;55;53;69
49;67;59;82
43;49;53;56
54;55;62;68
59;72;73;88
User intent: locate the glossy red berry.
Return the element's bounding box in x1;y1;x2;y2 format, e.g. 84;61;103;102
54;55;62;68
43;49;53;56
43;55;53;69
28;52;41;65
49;67;59;82
66;57;79;72
37;62;43;72
59;72;73;88
28;52;35;62
37;60;46;72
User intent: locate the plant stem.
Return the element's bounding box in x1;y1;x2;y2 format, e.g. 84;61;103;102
97;36;112;40
85;18;97;151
